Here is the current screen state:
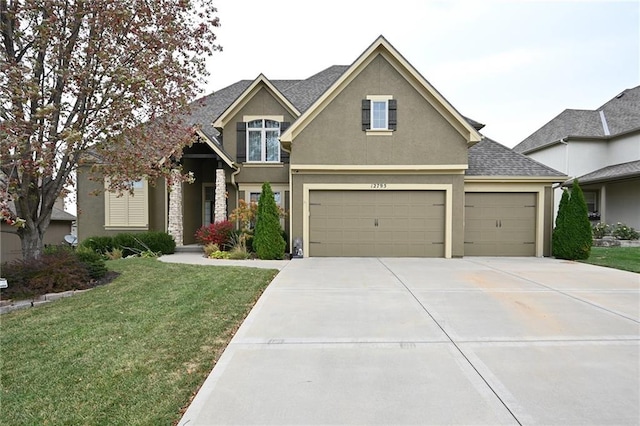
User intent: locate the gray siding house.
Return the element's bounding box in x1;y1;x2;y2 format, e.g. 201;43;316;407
514;86;640;229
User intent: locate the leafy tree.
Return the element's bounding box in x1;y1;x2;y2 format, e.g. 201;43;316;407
552;179;592;260
253;182;285;260
1;0;220;259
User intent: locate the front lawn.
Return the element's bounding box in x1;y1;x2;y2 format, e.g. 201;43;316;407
581;246;640;273
0;258;277;425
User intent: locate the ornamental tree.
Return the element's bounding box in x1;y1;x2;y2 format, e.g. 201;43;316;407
253;182;285;260
1;0;220;259
552;179;592;260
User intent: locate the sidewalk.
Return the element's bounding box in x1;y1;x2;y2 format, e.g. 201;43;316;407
158;252;291;270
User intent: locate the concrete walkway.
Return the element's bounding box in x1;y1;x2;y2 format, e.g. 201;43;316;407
178;257;640;425
158;252;290;270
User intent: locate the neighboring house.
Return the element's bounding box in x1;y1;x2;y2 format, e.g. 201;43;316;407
1;199;76;263
77;36;565;258
514;86;640;229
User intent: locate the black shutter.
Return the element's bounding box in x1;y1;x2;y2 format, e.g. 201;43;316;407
388;99;397;130
236;122;246;163
280;122;291;163
361;99;371;131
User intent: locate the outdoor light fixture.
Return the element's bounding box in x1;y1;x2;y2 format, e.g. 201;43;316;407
293;238;303;258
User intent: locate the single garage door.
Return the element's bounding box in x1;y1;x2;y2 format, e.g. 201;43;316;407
309;190;445;257
464;192;536;256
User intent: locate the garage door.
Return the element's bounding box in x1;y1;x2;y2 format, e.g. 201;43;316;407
309;190;445;257
464;193;536;256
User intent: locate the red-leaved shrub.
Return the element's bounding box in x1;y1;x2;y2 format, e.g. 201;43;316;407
195;220;234;249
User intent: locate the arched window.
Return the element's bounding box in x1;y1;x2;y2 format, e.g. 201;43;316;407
247;119;280;162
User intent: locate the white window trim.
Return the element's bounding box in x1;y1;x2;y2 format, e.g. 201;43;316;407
241;184;287;228
104;178;149;229
366;95;393;133
246;119;281;163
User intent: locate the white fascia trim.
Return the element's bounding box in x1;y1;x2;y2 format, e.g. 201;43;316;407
464;175;567;183
243;115;285;123
281;36;480;144
302;183;453;259
213;74;300;129
292;164;468;174
195;129;237;169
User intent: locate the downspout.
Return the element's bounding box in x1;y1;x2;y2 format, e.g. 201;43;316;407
282;145;293;253
230;166;241;228
558;137;569;175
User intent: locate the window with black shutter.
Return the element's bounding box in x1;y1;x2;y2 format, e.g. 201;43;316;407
362;96;396;131
280;122;291;163
236;122;246;162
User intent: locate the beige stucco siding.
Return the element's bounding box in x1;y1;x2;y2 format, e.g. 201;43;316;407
77;165;107;241
238;164;289;184
1;221;73;263
291;55;468;166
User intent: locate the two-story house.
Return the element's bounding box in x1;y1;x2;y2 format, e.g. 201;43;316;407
77;36;565;258
513;86;640;229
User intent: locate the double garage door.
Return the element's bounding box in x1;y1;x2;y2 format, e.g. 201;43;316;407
308;190;537;257
309;190;445;257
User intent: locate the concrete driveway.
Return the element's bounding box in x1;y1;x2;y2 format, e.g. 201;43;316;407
179;257;639;425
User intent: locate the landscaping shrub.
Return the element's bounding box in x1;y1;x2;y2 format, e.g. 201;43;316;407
80;232;175;257
195;220;234;249
112;233;140;257
1;250;92;299
202;243;220;257
75;247;108;280
78;235;115;254
253;182;285;260
552;179;592;260
611;223;640;240
592;222;610;239
136;231;176;254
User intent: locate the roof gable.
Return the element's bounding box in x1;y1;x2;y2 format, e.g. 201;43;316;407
280;36;482;146
514;85;640;154
212;74;300;129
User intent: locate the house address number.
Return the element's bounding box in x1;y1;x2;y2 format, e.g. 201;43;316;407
371;183;387;189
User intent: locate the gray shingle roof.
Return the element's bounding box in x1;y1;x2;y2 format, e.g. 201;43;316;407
468;137;565;177
183;66;561;179
3;202;76;223
184;66;350;144
513;85;640;154
568;160;640;185
52;207;76;221
279;65;350;114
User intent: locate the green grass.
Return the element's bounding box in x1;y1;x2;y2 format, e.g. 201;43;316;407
581;246;640;273
0;258;277;425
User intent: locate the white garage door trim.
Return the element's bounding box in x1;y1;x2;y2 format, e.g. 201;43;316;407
464;183;546;257
303;183;453;258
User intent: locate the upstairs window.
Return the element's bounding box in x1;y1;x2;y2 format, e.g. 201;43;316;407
362;95;397;132
247;119;280;162
371;100;388;130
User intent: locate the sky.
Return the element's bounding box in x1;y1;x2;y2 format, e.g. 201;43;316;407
200;0;639;148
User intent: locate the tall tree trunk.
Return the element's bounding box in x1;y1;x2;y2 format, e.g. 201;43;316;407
19;225;45;260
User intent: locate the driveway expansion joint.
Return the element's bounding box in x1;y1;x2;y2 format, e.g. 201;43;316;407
377;258;524;426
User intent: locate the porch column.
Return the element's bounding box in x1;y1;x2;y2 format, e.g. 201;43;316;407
214;168;226;223
600;184;606;224
168;169;183;246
